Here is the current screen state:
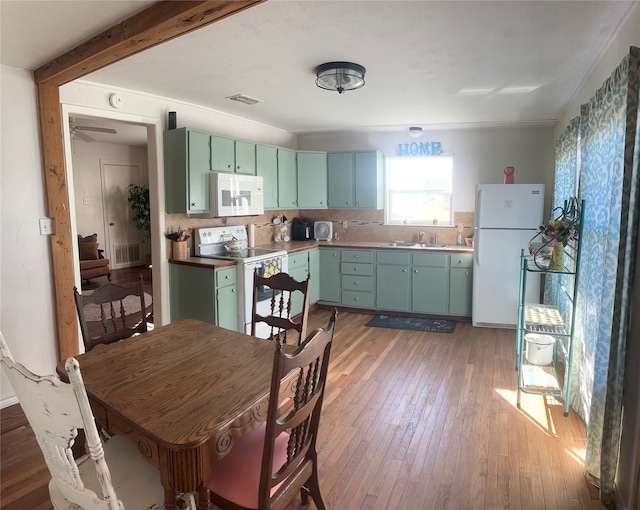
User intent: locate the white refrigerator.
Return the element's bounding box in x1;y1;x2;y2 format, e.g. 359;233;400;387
472;184;545;328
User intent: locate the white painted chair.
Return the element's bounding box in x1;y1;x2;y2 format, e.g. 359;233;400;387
0;333;195;510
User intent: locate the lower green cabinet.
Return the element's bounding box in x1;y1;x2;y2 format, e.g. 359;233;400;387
170;264;238;330
319;249;341;304
376;250;411;311
288;251;310;317
308;249;320;304
449;254;473;316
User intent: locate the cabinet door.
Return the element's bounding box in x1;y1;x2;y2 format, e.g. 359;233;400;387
187;130;211;213
277;148;297;208
256;144;278;209
170;264;215;323
449;267;472;316
297;151;327;209
308;249;320;304
234;140;256;175
210;135;235;173
376;264;410;311
319;249;340;303
164;128;188;214
216;284;238;330
354;151;383;209
327;152;354;208
412;266;449;314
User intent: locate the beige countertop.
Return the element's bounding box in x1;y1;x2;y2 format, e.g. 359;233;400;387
170;240;473;268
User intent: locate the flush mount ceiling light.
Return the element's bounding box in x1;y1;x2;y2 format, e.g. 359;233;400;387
315;61;366;94
408;126;423;138
226;94;262;105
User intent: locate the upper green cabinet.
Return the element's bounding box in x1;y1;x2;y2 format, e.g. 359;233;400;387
327;150;384;209
277;148;297;209
256;144;278;209
210;134;235;173
234;140;256;175
164;127;212;214
297;151;327;209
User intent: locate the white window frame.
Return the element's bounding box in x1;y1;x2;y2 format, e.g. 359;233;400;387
384;156;454;226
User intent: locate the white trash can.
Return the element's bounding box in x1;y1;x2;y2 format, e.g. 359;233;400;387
524;333;556;365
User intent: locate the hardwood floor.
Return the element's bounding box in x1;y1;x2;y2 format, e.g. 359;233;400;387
1;308;610;509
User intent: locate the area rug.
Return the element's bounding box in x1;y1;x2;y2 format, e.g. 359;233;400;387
83;292;152;321
365;314;457;334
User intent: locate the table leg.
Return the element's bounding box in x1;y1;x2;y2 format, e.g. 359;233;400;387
198;486;210;509
164;487;177;509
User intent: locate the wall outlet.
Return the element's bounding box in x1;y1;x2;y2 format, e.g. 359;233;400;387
342;220;348;228
39;218;54;235
83;197;91;205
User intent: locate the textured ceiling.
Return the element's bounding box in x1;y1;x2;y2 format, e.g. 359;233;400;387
1;0;636;142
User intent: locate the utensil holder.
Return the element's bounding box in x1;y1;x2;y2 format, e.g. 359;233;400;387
172;241;187;260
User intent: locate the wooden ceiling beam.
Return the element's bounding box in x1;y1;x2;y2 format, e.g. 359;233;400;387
35;0;266;86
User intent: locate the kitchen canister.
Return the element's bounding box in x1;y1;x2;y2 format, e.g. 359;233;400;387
172;240;188;260
524;333;556;365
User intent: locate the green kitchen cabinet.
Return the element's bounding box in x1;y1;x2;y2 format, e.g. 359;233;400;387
288;251;309;318
234;140;256;175
210;134;235;173
256;144;278;209
297;151;327;209
327;150;384;209
215;266;238;331
308;248;320;304
327;152;354;208
449;254;473;316
164;127;212;214
340;250;374;308
319;248;341;304
411;253;449;314
376;251;411;311
170;263;237;331
277;148;297;208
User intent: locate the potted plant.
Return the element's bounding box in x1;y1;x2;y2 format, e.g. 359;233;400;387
127;184;151;241
128;184;152;266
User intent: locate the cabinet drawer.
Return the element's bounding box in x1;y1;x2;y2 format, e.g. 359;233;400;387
288;252;308;269
450;253;473;269
215;267;236;287
341;262;374;276
341;274;374;292
341;250;373;263
412;252;448;267
342;290;375;308
376;250;411;265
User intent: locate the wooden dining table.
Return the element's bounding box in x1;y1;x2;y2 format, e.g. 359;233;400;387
56;318;280;509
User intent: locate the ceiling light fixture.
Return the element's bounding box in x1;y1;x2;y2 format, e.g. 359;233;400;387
408;126;423;138
315;61;366;94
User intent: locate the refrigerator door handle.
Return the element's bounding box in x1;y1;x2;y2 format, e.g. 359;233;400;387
474;228;480;266
476;188;483;226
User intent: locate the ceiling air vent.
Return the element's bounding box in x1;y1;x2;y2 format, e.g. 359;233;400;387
226;94;262;105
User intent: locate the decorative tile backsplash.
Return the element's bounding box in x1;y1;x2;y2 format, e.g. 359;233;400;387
165;209;475;253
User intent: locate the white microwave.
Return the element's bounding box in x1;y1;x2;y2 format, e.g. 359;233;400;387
210;172;264;217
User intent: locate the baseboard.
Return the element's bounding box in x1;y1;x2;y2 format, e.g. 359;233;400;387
1;395;19;409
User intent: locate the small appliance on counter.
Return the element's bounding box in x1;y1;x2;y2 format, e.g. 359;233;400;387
291;218;313;241
314;221;333;241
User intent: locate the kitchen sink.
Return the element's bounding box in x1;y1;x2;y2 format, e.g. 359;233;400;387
383;242;450;249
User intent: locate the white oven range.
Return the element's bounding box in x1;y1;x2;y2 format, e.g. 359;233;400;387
194;226;288;337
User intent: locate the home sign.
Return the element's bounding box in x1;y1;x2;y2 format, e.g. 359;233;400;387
395;141;443;157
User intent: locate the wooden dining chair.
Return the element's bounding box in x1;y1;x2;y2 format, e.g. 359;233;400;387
74;275;149;352
208;309;337;510
0;333;196;510
251;271;311;345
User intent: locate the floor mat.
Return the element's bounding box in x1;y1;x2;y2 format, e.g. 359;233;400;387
365;314;456;334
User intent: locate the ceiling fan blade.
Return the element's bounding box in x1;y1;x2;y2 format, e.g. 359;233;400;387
76;126;117;134
74;130;94;142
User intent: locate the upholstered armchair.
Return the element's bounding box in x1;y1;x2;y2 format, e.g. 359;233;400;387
78;233;111;284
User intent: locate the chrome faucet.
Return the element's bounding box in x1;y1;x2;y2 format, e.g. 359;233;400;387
431;233;438;245
418;231;425;244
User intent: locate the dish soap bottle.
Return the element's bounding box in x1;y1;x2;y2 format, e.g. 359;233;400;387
456;224;463;246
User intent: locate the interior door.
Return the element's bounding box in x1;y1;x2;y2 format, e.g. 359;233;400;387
102;162;143;269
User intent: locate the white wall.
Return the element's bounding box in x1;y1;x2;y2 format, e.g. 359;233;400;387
299;125;556;216
1;66;58;406
72;141;149;255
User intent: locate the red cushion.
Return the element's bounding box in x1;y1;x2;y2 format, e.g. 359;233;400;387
208;423;290;509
